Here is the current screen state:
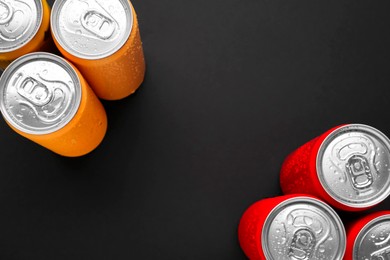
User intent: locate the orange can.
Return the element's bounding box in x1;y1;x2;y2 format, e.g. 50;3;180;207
0;52;107;157
50;0;145;100
0;0;54;69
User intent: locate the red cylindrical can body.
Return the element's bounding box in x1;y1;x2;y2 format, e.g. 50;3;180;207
280;124;390;211
345;211;390;260
238;194;346;260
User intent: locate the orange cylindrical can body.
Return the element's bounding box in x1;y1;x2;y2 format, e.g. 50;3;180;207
0;0;55;69
0;53;107;157
51;1;145;100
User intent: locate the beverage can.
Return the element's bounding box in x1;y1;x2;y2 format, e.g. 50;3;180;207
238;194;346;259
0;52;107;156
345;211;390;260
51;0;145;100
280;124;390;211
0;0;53;69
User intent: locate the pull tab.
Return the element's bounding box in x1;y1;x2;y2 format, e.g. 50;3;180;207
345;155;373;190
288;228;316;260
16;76;52;106
80;10;115;40
0;0;13;25
370;245;390;260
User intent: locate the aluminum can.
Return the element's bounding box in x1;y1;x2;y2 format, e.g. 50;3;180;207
0;52;107;157
50;0;145;100
238;194;346;260
280;124;390;211
0;0;54;69
345;211;390;260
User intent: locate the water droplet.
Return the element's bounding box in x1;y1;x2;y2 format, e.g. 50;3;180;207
276;229;280;233
371;233;376;238
73;20;79;24
328;236;333;241
42;69;48;75
339;177;345;183
319;245;325;253
76;30;82;35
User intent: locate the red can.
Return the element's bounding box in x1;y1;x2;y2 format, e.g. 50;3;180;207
280;124;390;211
345;211;390;260
238;194;346;260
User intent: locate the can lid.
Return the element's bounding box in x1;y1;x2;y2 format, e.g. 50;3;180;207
354;214;390;259
0;0;43;53
262;196;346;260
51;0;133;60
317;124;390;208
0;52;81;135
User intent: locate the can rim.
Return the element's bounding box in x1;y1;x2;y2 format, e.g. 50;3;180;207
0;0;44;53
0;52;82;135
353;214;390;259
50;0;133;60
316;124;390;208
261;196;346;260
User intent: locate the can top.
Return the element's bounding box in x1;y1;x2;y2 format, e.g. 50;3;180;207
353;214;390;259
262;196;346;260
317;124;390;208
0;52;81;134
0;0;43;53
51;0;133;60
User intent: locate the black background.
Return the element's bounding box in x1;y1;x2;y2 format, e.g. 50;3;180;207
1;0;390;259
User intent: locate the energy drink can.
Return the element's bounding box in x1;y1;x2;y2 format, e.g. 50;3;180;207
280;124;390;211
0;0;53;69
0;52;107;157
238;194;346;260
345;211;390;260
50;0;145;100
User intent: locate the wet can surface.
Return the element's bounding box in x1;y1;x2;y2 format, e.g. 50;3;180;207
345;211;390;260
51;0;145;100
238;194;346;260
0;0;53;69
280;124;390;211
0;52;107;156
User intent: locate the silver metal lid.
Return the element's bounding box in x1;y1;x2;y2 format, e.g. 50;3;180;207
262;197;346;260
51;0;133;60
317;124;390;208
0;52;81;134
354;214;390;260
0;0;43;53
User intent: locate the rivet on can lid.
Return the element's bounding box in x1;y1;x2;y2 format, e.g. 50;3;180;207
262;197;346;260
0;0;43;53
353;215;390;259
51;0;133;60
0;52;81;135
317;124;390;208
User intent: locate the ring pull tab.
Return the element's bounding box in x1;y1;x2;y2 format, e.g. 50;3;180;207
345;155;374;190
16;75;53;107
288;228;316;260
80;9;116;40
370;244;390;260
0;0;13;25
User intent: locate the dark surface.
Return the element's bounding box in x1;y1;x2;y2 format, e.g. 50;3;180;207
1;0;390;259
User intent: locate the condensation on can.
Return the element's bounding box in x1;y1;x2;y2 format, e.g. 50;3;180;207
238;195;346;260
348;212;390;260
0;0;54;69
50;0;145;100
0;52;107;156
280;124;390;211
318;124;390;208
